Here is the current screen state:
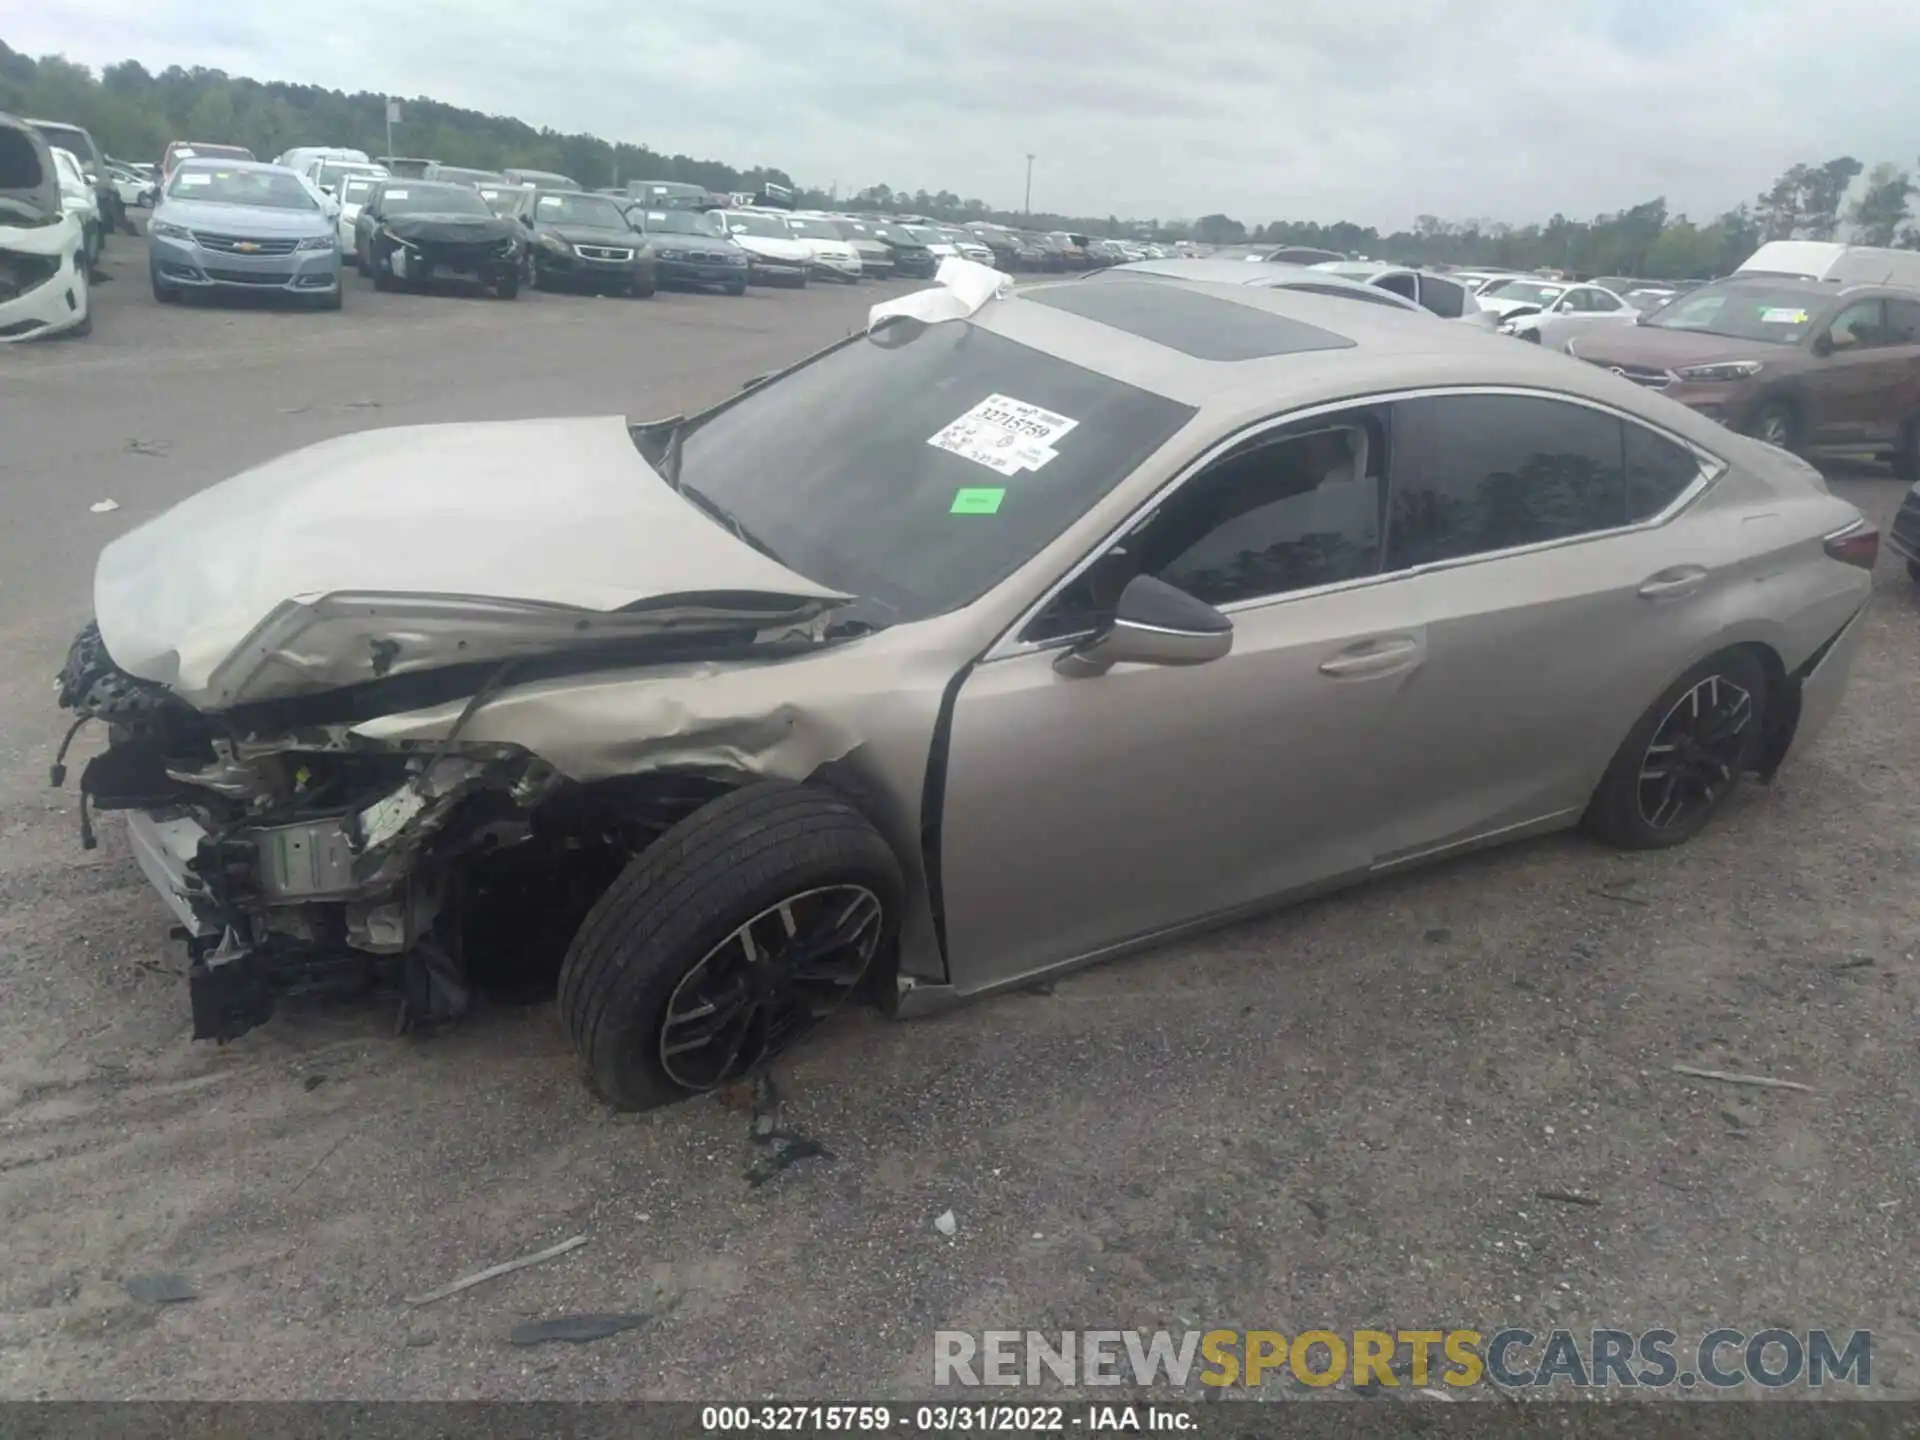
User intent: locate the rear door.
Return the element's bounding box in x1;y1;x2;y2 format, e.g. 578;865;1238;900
1873;297;1920;444
1360;391;1726;865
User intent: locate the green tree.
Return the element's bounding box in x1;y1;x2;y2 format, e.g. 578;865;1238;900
1847;162;1914;246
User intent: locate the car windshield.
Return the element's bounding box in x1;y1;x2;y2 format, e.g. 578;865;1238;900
725;211;790;237
168;167;316;209
476;187;525;214
785;217;839;239
662;321;1197;626
904;226;949;245
645;209;726;236
1482;280;1565;304
339;176;377;204
316;162;380;191
534;192;628;228
382;185;491;217
1642;281;1825;344
870;224;916;244
34;124;97;164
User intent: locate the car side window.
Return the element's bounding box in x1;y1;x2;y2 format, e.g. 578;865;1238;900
1826;299;1887;349
1884;298;1920;345
1386;395;1627;570
1589;289;1623;312
1419;275;1467;318
1623;422;1703;522
1024;410;1388;640
1376;273;1418;302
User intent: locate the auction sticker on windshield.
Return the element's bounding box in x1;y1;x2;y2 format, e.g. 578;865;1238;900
1760;307;1810;325
928;395;1079;476
385;189;410;200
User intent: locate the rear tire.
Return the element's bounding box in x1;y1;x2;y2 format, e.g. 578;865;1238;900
1584;649;1770;850
494;273;520;300
557;781;903;1111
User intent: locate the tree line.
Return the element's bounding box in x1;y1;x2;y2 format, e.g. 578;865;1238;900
6;40;1916;280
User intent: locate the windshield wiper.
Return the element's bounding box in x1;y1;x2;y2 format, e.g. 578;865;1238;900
679;482;785;565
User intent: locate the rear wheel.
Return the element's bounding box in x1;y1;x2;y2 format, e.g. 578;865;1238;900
494;272;520;300
557;781;902;1111
1584;649;1769;850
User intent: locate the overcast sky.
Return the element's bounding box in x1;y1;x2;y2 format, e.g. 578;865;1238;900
13;0;1920;228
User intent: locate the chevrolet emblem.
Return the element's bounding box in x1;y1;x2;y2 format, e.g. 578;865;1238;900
234;241;261;253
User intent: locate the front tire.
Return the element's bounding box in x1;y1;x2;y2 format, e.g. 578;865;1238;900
557;781;903;1111
1892;416;1919;481
1748;399;1800;453
1584;649;1769;850
493;272;520;300
629;274;657;298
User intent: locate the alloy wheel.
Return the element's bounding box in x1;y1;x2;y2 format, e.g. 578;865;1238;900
1636;674;1754;831
1755;408;1792;449
657;885;884;1091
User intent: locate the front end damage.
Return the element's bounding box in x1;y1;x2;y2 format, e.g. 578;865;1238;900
55;622;737;1040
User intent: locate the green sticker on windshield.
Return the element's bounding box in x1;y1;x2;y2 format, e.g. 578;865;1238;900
951;487;1005;515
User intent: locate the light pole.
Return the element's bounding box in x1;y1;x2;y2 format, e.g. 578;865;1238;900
1024;153;1035;214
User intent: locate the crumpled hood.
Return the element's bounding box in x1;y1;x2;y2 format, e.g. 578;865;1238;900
383;212;517;247
94;416;851;711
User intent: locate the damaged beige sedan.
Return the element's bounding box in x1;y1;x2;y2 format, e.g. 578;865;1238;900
57;267;1874;1108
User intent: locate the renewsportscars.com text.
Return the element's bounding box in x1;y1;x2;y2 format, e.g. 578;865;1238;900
933;1327;1873;1390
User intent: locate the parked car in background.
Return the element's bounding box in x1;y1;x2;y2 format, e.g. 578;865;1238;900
24;118;122;239
1737;240;1920;290
57;271;1872;1107
1569;277;1920;474
863;220;937;278
352;179;522;298
632;206;749;293
782;213;863;282
504;188;657;296
275;146;371;175
148;160;343;310
716;208;812;286
1485;281;1634;341
901;223;962;267
306;157;389;197
425;164;507;189
940;227;996;266
107;162;157;211
160;141;255;187
1100;258;1498;329
0;113;92;340
1311;261;1480;321
1247;245;1347;266
333;173;380;255
49;147;103;271
503;167;582;191
374;156;435;178
818;216;895;279
1476;276;1576;320
625;179;714;210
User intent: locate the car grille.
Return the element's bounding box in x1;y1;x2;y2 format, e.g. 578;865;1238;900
426;242;502;268
1584;358;1673;389
193;232;300;257
576;245;635;262
1891;493;1920;558
204;268;295;285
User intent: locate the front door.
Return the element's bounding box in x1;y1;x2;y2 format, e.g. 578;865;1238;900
935;408;1425;993
1802;297;1893;444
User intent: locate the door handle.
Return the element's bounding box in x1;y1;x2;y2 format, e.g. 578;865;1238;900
1319;636;1422;677
1638;566;1708;601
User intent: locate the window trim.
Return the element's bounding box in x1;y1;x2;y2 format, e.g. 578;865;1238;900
983;384;1728;663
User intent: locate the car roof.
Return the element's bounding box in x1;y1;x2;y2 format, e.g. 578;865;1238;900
1105;258;1424;310
963;275;1741;450
170;157;291;176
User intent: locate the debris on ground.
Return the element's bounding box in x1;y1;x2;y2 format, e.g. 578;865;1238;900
123;439;170;457
302;1074;327;1092
933;1210;958;1238
1424;928;1452;944
124;1273;196;1304
742;1071;834;1188
1589;887;1649;906
1671;1064;1814;1093
509;1313;650;1346
88;499;119;513
1535;1189;1602;1207
402;1331;437;1348
402;1234;588;1307
1831;954;1876;971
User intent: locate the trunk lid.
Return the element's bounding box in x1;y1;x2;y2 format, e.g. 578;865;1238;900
94;416;851;710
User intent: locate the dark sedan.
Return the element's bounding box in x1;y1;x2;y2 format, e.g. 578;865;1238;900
632;207;750;294
353;181;523;298
508;189;659;297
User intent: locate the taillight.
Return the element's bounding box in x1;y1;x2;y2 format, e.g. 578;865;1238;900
1823;519;1880;570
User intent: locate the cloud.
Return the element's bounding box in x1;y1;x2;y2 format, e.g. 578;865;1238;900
10;0;1920;227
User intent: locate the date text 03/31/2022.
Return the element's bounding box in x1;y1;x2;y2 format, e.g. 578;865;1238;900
700;1405;1189;1432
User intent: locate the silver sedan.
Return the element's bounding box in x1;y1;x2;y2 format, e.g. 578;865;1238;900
58;269;1875;1108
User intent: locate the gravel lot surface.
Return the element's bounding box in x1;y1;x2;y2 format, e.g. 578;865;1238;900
0;239;1914;1401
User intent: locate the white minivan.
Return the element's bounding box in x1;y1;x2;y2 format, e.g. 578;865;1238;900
1737;241;1920;289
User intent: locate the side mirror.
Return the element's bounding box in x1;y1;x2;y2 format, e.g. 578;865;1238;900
1813;332;1834;357
1054;574;1233;679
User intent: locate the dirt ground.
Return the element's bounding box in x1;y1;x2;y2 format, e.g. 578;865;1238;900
0;241;1914;1401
